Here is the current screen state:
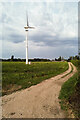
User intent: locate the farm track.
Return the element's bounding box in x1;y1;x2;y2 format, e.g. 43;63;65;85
2;62;77;118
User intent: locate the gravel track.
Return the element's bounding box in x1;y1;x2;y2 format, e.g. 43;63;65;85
2;62;77;118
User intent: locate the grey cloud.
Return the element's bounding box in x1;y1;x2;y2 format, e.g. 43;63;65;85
3;32;25;43
1;13;7;23
2;25;78;47
4;31;78;47
29;33;78;47
9;34;25;43
1;12;13;24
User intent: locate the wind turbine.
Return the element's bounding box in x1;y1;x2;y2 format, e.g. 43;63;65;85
24;14;34;64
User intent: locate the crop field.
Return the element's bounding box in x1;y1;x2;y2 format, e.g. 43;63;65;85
2;61;68;95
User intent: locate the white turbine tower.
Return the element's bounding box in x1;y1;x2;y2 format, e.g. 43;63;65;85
24;14;34;64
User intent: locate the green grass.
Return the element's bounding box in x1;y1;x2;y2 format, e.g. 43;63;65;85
71;60;79;67
59;72;78;112
59;72;78;100
59;60;80;118
2;61;68;95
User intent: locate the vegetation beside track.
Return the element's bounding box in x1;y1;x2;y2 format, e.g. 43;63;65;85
59;60;80;118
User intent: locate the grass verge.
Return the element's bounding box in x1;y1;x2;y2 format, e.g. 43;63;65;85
59;60;80;118
59;72;78;104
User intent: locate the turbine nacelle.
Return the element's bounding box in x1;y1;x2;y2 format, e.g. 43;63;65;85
24;26;35;30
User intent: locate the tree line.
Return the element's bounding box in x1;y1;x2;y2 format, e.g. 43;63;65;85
0;55;80;62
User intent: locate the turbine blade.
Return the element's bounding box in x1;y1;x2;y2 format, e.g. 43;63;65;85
28;27;35;29
27;13;29;27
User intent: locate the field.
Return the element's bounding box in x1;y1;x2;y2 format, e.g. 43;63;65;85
2;61;68;95
59;60;80;118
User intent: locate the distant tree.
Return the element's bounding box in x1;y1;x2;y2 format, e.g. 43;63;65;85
11;55;14;61
69;56;73;60
74;55;79;60
78;52;80;60
55;58;57;61
58;56;61;61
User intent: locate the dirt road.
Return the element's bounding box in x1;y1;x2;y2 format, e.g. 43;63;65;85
2;62;77;118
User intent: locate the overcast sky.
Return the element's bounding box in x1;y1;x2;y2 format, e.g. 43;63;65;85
0;2;78;59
